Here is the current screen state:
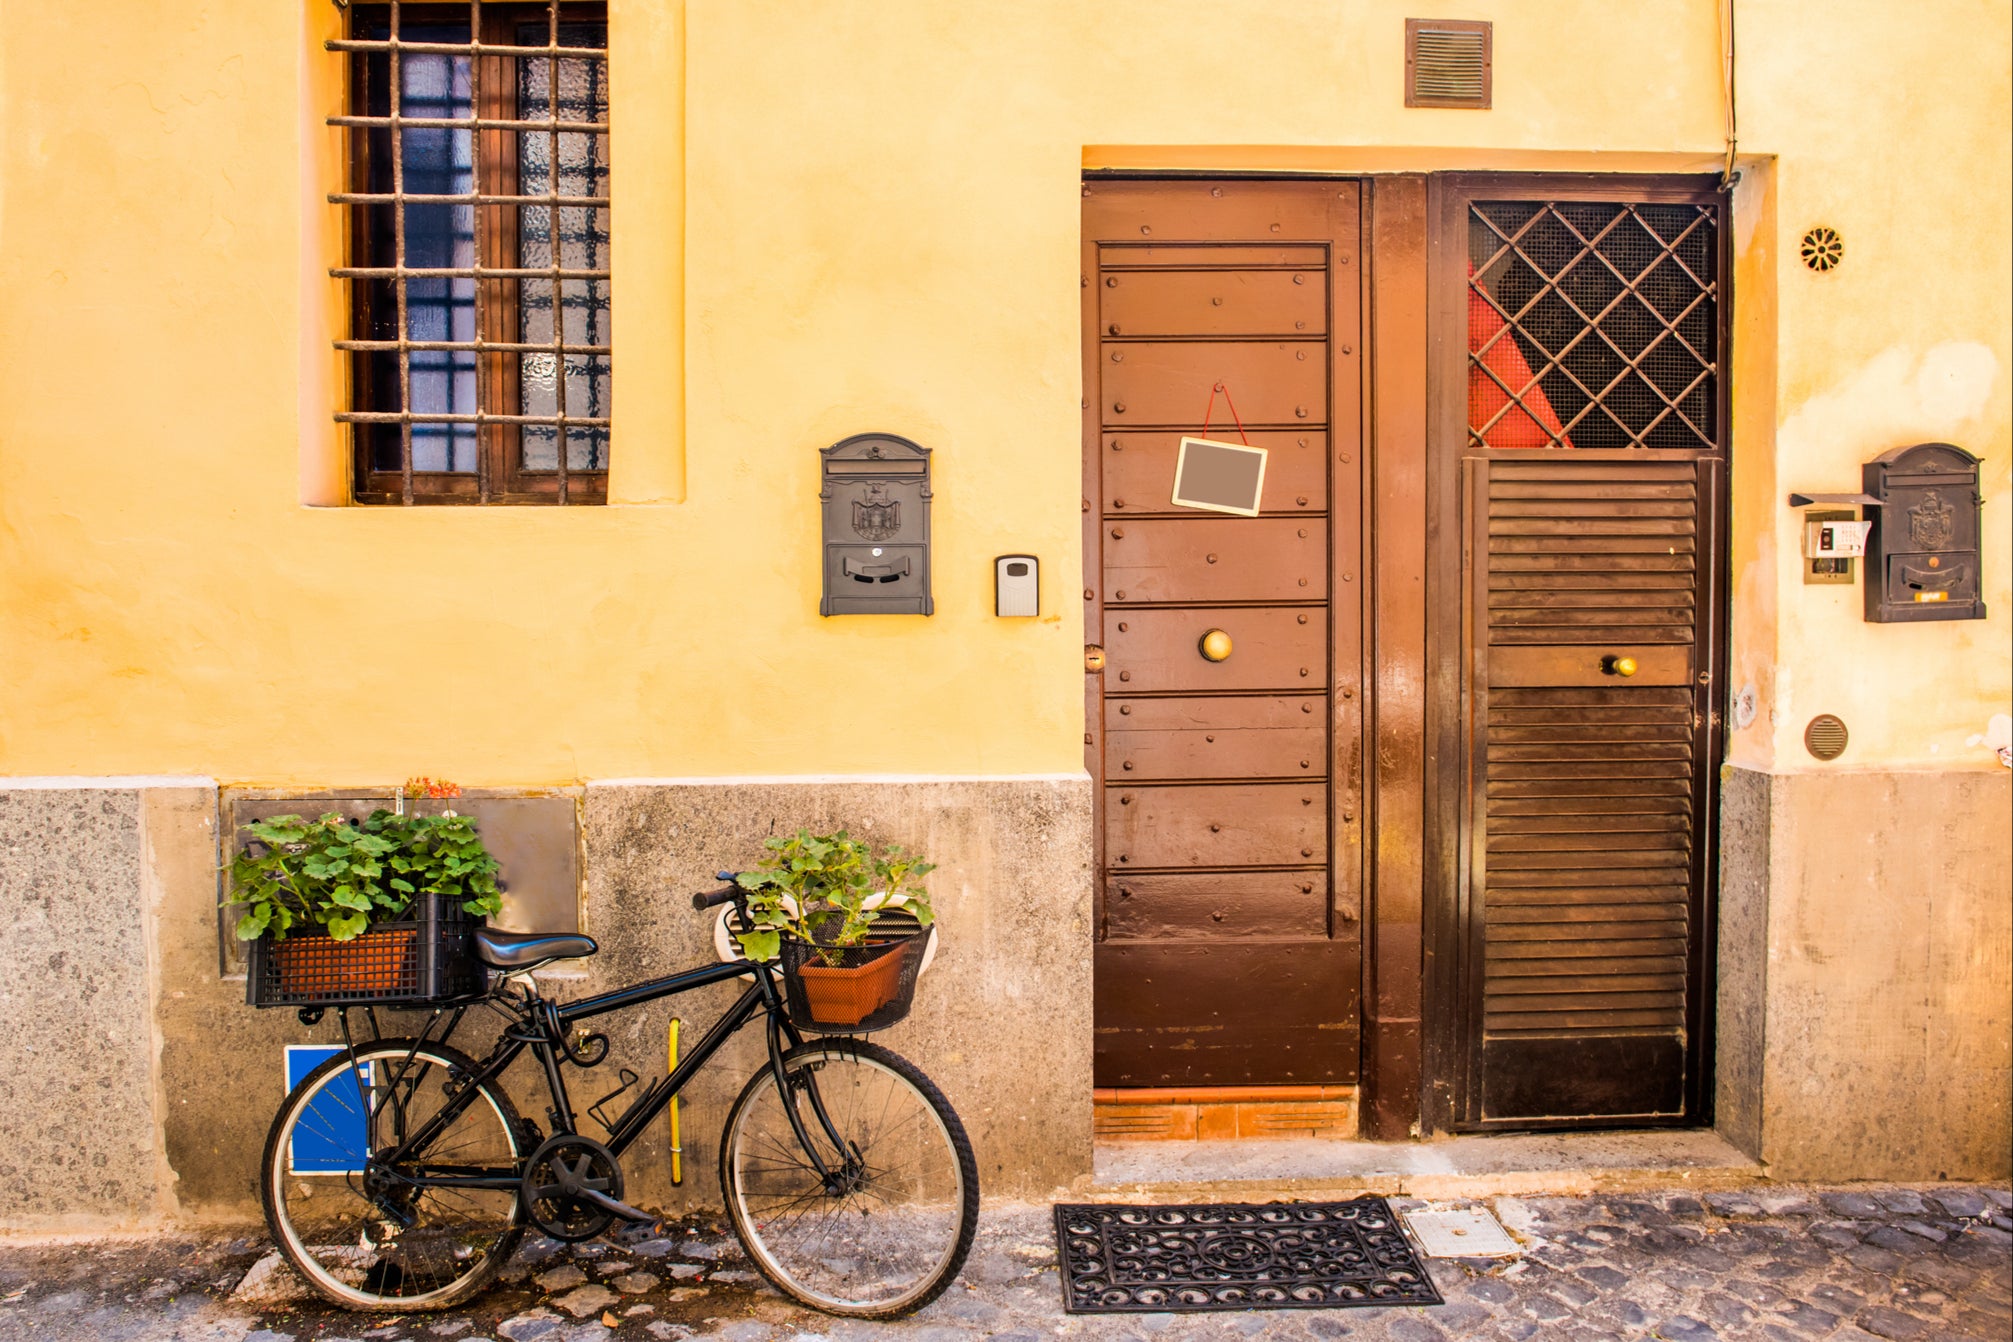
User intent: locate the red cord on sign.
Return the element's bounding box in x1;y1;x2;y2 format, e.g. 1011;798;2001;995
1199;382;1250;445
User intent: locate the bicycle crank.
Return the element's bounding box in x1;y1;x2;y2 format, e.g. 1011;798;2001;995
519;1134;654;1241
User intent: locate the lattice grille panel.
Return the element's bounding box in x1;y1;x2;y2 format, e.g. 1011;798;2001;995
1468;202;1718;452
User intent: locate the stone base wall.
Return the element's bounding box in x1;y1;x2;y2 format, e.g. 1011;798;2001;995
0;788;169;1228
0;776;1093;1225
1718;767;2013;1182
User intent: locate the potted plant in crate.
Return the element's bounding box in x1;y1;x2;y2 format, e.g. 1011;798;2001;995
228;780;504;1006
731;830;935;1028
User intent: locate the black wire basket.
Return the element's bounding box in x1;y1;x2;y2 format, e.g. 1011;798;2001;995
246;893;484;1008
777;933;926;1033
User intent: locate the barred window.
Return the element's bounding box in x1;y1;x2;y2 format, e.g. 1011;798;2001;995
335;2;610;504
1468;201;1719;451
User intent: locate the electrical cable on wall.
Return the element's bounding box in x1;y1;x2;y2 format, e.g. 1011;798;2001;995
1719;0;1739;189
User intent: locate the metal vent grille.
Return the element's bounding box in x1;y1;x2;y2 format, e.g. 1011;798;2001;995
1804;714;1849;761
1407;19;1492;108
1468;201;1720;451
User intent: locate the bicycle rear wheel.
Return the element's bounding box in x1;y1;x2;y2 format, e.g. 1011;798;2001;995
261;1039;526;1310
721;1038;979;1318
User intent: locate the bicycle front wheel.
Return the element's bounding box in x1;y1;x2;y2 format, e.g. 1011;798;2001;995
261;1039;526;1310
721;1038;979;1318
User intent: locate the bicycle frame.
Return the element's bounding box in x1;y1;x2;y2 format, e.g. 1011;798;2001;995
334;943;853;1208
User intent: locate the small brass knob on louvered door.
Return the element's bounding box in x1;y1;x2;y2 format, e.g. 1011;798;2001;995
1084;645;1106;673
1198;629;1233;662
1601;654;1639;678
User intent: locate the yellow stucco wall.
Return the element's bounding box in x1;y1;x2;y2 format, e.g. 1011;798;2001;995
0;1;2006;785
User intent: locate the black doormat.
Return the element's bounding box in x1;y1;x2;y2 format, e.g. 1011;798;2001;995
1053;1199;1442;1314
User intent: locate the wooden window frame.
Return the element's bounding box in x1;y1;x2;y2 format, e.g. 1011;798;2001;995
340;1;610;506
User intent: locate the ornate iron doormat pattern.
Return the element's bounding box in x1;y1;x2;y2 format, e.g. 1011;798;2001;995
1052;1199;1443;1314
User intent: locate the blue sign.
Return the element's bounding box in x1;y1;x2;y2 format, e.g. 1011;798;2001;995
284;1045;373;1175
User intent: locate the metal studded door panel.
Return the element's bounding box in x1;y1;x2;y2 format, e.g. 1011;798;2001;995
1085;179;1364;1087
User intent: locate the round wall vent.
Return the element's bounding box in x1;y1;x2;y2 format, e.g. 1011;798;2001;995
1800;226;1843;272
1805;714;1849;761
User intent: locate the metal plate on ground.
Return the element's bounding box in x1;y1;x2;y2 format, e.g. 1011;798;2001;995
1053;1199;1443;1313
1400;1207;1521;1258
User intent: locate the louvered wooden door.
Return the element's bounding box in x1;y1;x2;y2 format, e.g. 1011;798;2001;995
1456;454;1722;1124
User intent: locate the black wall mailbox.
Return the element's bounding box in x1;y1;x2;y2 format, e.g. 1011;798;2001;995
1863;442;1986;623
820;432;934;616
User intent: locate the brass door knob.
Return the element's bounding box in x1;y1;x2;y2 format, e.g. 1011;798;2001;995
1084;645;1106;673
1602;654;1639;677
1198;629;1233;662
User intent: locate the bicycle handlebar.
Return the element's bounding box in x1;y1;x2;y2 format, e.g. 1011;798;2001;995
692;882;739;911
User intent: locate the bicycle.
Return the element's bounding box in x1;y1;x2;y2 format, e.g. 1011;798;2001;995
260;876;979;1318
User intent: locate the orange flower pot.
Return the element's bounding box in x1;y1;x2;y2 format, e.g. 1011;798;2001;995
275;926;418;997
791;941;908;1027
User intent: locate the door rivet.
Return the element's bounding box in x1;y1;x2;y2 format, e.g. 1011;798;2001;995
1212;296;1224;306
1119;670;1131;681
1119;704;1131;715
1341;345;1353;355
1109;323;1121;335
1300;667;1310;677
1111;352;1124;362
1115;589;1126;599
1210;823;1222;833
1302;703;1313;713
1293;274;1305;285
1298;578;1309;587
1117;621;1128;631
1296;350;1306;361
1339;255;1350;264
1210;187;1223;197
1341;688;1354;699
1343;811;1355;822
1140;225;1152;235
1300;759;1310;768
1301;847;1314;856
1120;795;1133;805
1205;734;1215;743
1301;882;1315;893
1083;588;1094;600
1110;527;1124;539
1113;402;1126;414
1206;553;1218;564
1298;614;1309;624
1296;320;1306;330
1295;406;1308;418
1105;276;1118;287
1270;223;1281;232
1122;761;1133;770
1113;498;1126;508
1212;911;1225;922
1342;573;1353;582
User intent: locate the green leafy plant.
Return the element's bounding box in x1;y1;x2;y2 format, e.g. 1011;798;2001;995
228;809;503;942
731;830;935;965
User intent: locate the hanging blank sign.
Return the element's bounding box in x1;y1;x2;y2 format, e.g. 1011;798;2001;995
1171;436;1268;517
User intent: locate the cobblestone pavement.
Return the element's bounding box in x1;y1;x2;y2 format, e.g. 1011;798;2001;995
0;1186;2005;1342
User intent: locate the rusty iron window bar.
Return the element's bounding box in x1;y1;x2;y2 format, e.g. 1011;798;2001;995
1468;201;1719;452
332;0;610;505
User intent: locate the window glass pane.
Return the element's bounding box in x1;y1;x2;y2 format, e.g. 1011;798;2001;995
517;21;611;473
358;19;478;474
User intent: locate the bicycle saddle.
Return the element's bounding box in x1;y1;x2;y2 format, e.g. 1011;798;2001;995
474;929;599;970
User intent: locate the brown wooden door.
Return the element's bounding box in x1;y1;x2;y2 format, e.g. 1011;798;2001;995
1433;178;1729;1127
1083;180;1364;1086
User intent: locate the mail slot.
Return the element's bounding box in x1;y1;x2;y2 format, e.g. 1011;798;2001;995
1862;442;1986;623
820;432;934;616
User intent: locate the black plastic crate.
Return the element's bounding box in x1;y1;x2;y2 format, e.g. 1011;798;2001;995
246;894;485;1008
